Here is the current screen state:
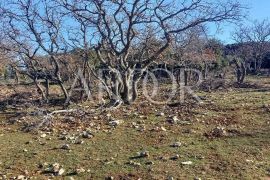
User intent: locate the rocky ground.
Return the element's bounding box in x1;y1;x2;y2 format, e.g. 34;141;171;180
0;76;270;179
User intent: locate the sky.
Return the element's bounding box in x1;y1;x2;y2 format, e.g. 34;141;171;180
209;0;270;44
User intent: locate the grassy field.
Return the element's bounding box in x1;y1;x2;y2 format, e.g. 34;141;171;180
0;77;270;179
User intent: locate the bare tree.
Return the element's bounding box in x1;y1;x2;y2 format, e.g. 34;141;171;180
0;0;72;102
58;0;244;107
233;19;270;74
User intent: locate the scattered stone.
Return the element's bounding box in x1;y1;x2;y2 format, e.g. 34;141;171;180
75;167;86;174
105;176;114;180
51;128;57;133
178;121;192;125
43;163;65;176
167;116;179;124
40;133;47;138
246;159;254;163
209;127;227;137
132;122;139;129
24;170;29;175
59;135;68;140
194;177;201;180
17;175;26;180
170;142;181;148
74;139;84;145
60;144;70;150
66;136;75;141
145;161;154;165
61;131;68;135
52;163;60;173
137;151;149;158
137;125;146;132
167;176;174;180
181;161;193;165
139;115;148;119
182;129;195;134
85;128;93;134
172;116;179;121
170;154;180;160
39;141;46;146
25;141;33;144
157;112;165;116
58;168;65;176
160;126;167;131
23;149;28;152
38;162;48;169
82;131;93;139
108;120;123;127
128;161;141;167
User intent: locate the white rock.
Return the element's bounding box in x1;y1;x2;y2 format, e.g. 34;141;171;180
106;176;114;180
170;154;180;160
172;116;179;121
74;139;84;144
181;161;193;165
52;163;60;173
137;151;149;158
157;112;165;116
82;131;93;139
40;133;47;138
76;167;86;174
170;142;181;147
108;120;123;126
161;126;167;131
17;175;26;180
106;113;112;117
57;168;65;176
128;161;141;167
60;144;70;150
168;116;179;124
178;121;192;125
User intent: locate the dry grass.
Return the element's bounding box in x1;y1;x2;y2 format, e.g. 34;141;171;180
0;77;270;179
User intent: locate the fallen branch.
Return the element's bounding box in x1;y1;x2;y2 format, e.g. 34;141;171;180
24;109;78;131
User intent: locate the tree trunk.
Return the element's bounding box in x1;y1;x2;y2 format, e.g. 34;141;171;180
239;62;246;83
34;78;47;102
184;69;188;86
104;67;143;107
204;63;208;80
51;57;69;101
45;79;50;102
14;70;19;84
